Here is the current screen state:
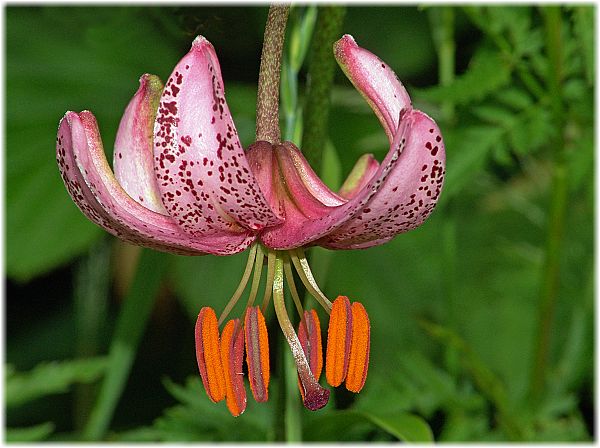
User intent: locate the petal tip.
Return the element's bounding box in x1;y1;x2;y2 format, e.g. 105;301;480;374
192;35;211;50
138;73;162;90
334;34;357;60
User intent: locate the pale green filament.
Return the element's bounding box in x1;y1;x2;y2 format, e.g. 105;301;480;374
261;249;277;312
245;244;266;310
272;255;320;393
290;248;332;313
218;244;257;325
283;253;304;318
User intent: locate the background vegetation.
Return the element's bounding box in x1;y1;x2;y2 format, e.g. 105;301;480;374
6;5;594;442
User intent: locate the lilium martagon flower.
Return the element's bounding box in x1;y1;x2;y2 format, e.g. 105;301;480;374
57;34;445;416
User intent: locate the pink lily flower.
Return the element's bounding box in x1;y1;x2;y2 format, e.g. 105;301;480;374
57;34;445;416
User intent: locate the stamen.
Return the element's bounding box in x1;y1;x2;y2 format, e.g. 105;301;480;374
272;256;330;411
221;319;247;417
195;307;226;402
345;302;370;393
283;254;304;318
260;249;277;312
245;306;270;402
297;309;323;399
290;248;332;313
219;245;258;325
325;296;353;387
244;244;265;309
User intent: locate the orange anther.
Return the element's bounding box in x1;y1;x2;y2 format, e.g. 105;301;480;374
195;307;226;403
325;296;353;387
245;306;270;402
297;309;323;399
345;302;370;393
221;319;247;417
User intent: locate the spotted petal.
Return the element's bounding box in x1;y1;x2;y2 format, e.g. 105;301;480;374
320;110;445;249
338;154;379;199
57;110;255;255
152;36;282;239
334;34;412;142
259;36;444;250
113;74;168;214
259;116;412;249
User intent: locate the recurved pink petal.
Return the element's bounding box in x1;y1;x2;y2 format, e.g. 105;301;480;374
334;34;412;143
252;141;349;248
153;36;282;238
114;74;168;214
259;38;444;250
259;115;412;249
337;154;379;199
57;110;255;255
320;110;446;249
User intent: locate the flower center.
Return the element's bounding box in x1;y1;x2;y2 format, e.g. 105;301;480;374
195;243;371;416
216;244;332;408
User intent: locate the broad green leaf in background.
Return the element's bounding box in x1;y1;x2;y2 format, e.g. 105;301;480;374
6;422;55;443
363;410;434;442
304;409;433;442
440;126;503;200
570;6;594;85
414;47;511;107
6;7;180;281
114;377;275;442
6;357;108;408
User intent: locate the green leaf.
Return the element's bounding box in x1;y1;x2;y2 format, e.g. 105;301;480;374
6;7;179;281
6;422;55;442
414;47;511;106
441;126;504;199
362;410;434;442
6;357;108;408
571;6;594;85
136;376;274;442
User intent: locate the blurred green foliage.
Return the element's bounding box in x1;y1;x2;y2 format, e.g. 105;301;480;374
6;5;593;443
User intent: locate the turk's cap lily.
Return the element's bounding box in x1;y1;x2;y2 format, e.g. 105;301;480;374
56;33;445;417
56;34;445;256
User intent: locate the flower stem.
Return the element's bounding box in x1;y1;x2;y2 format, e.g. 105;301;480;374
530;6;568;400
428;7;456;123
82;249;167;440
301;6;346;173
256;4;290;144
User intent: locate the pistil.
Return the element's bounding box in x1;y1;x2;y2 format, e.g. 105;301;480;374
272;256;330;410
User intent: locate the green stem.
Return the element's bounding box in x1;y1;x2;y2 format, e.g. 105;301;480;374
530;6;568;400
74;238;111;431
284;347;302;442
82;249;167;440
301;6;346;172
256;4;290;144
281;5;318;144
428;7;456;123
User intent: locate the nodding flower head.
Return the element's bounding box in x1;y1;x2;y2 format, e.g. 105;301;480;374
57;34;445;416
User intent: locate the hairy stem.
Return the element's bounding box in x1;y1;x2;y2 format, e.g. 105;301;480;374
301;6;346;173
256;4;290;144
